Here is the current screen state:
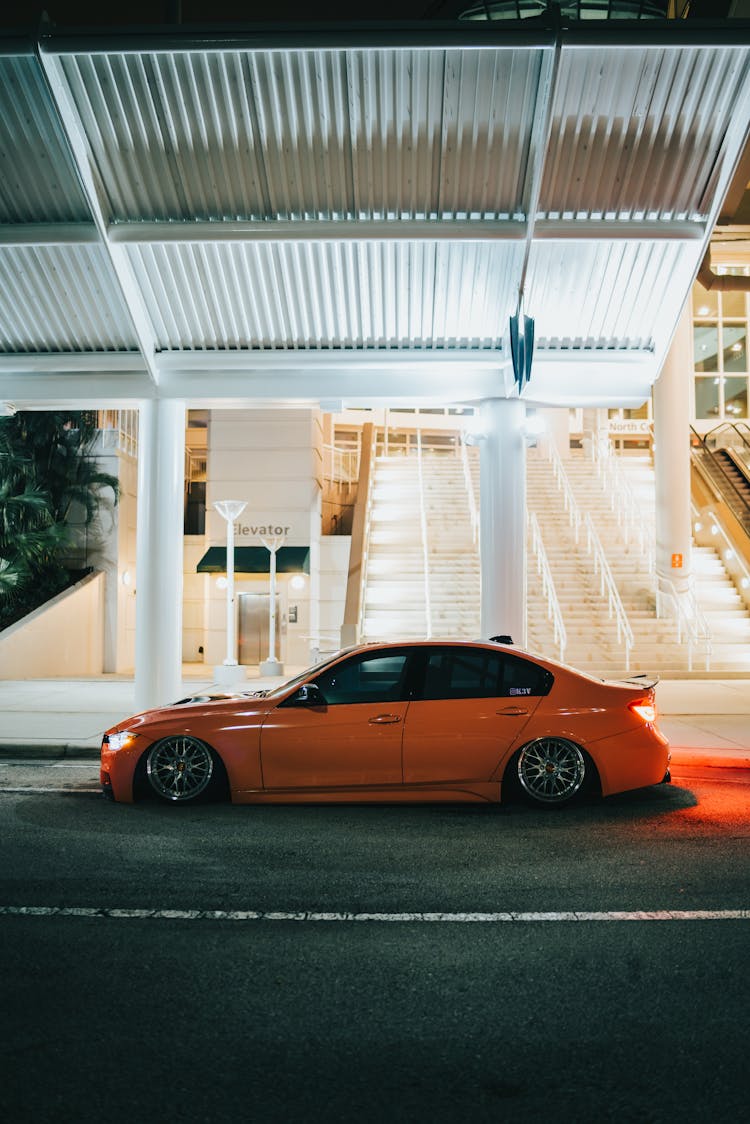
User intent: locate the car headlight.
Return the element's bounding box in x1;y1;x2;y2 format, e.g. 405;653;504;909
104;730;137;751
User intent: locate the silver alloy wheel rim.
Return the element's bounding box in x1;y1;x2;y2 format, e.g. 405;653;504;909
146;736;214;802
517;738;586;805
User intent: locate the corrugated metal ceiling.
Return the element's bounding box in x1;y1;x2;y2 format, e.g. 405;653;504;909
0;54;90;223
126;239;523;351
59;47;545;223
0;27;748;398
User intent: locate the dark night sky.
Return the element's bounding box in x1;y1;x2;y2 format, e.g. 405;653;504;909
2;0;467;31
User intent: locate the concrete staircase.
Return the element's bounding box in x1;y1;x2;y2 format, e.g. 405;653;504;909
360;440;750;676
361;451;479;641
528;448;750;676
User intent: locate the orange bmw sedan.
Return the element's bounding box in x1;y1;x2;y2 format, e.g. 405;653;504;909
100;640;670;809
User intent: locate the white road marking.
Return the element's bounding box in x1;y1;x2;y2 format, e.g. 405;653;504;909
0;906;747;923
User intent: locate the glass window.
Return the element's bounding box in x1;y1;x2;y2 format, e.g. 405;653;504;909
723;325;747;372
314;651;409;705
695;377;720;419
694;325;719;372
420;647;552;700
692;289;718;318
723;290;746;319
724;377;748;419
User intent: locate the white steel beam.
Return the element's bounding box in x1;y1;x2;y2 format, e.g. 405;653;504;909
107;220;527;244
0;223;99;245
0;348;656;410
104;217;706;245
36;49;160;386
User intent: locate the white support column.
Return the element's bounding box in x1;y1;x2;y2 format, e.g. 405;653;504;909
135;400;186;712
653;305;693;597
479;398;527;646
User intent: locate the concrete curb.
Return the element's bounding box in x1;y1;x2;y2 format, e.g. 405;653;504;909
0;743;100;760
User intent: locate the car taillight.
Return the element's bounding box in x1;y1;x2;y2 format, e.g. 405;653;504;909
629;698;656;723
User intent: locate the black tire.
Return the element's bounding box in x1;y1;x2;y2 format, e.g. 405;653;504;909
515;737;588;808
144;735;225;804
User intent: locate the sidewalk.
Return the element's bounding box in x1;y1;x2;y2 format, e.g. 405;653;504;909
0;673;748;769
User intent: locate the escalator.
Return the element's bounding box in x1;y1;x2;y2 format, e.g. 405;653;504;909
691;423;750;537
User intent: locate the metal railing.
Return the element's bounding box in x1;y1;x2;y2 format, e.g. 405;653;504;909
655;574;711;673
585;514;635;671
589;435;653;567
546;442;582;543
416;429;433;639
323;442;360;487
528;511;567;662
97;409;138;458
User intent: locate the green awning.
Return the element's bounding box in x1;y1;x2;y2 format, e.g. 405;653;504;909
197;546;310;574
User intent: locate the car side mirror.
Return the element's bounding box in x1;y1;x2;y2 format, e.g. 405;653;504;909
292;683;325;707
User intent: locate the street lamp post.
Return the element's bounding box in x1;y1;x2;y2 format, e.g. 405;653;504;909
213;499;247;685
259;533;285;677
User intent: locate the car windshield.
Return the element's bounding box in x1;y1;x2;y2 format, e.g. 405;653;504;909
262;649;354;700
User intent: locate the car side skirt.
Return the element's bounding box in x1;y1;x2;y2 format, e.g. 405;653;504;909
231;783;500;805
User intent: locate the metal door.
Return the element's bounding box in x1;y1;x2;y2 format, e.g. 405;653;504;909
238;593;280;665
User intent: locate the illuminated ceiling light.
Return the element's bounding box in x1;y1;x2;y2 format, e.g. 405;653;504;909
694;522;702;533
725;549;735;561
698;306;710;315
216;576;228;590
290;574;306;591
742;577;750;589
711;524;719;535
121;570;132;587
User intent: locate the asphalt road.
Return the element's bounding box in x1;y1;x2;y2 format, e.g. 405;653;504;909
0;762;748;1123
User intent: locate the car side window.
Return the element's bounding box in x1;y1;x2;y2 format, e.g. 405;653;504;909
422;648;503;699
313;652;410;706
502;653;553;698
420;648;553;700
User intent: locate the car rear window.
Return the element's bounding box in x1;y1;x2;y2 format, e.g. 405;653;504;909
420;647;553;700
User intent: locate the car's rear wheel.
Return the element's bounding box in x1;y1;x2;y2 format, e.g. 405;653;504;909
145;735;218;803
516;737;587;807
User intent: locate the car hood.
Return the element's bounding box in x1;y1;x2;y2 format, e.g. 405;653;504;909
104;693;278;737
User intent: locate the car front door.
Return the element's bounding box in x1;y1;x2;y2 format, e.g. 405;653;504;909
402;646;551;785
259;649;412;790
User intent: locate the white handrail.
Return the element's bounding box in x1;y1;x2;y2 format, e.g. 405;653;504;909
460;436;480;546
322;442;359;486
584;514;634;671
546;442;582;543
655;575;711;673
589;436;653;567
528;511;567;662
416;429;433;639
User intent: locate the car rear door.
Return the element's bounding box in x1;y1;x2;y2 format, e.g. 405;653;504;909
401;646;551;785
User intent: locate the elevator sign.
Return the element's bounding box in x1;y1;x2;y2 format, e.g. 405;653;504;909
671;553;683;569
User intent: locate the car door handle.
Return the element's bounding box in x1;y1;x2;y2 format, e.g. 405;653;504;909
368;714;402;724
496;706;529;716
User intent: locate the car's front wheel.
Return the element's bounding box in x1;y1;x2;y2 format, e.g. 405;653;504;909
516;737;587;807
145;735;219;803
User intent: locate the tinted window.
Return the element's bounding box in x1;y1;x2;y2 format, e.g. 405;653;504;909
420;647;552;700
314;652;410;705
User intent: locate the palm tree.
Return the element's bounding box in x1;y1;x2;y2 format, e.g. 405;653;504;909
0;412;119;628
